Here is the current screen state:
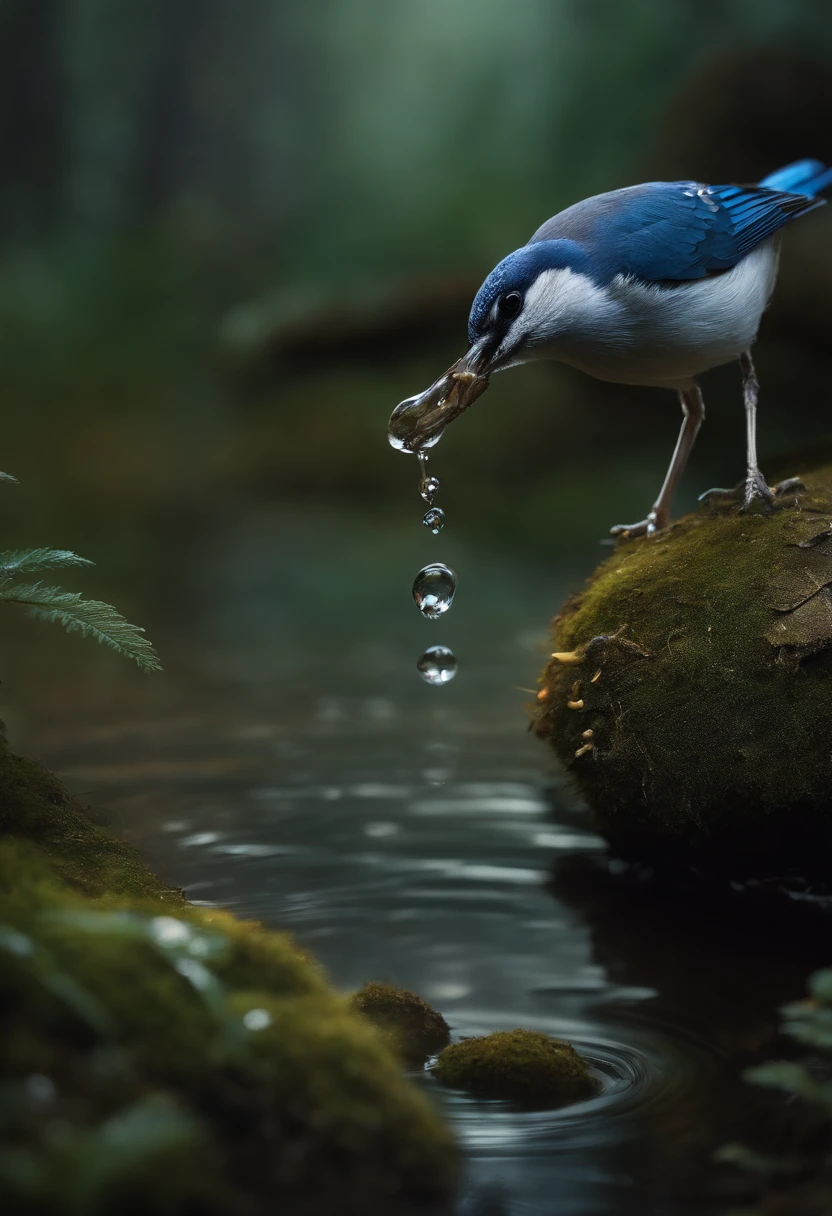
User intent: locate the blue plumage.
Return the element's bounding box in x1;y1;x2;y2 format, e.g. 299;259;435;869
401;160;832;536
760;158;832;194
469;160;832;340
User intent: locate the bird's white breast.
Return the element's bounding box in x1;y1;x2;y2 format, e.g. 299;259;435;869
514;241;780;389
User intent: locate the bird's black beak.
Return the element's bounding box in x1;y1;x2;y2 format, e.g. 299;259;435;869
387;338;493;453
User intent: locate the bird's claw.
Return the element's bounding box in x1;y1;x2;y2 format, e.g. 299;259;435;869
698;484;740;504
609;508;668;539
773;476;807;498
699;475;805;511
739;468;776;514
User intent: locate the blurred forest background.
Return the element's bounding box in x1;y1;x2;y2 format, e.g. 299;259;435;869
2;0;832;709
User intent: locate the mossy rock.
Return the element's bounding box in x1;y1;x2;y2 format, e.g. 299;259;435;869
533;463;832;870
349;982;450;1065
0;742;457;1215
0;742;184;905
433;1029;597;1104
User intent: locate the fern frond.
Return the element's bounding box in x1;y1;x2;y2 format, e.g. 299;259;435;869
0;549;94;578
0;582;162;673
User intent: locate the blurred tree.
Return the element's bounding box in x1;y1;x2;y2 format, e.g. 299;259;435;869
0;0;66;231
130;0;204;220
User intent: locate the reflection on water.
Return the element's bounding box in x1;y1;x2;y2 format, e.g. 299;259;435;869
3;503;830;1216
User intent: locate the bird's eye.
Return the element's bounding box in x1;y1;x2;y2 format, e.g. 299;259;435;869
497;291;522;320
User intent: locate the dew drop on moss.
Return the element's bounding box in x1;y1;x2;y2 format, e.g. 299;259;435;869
412;563;456;618
417;645;457;686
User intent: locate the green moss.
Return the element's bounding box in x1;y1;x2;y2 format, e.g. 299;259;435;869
349;982;450;1065
0;745;458;1214
533;463;832;869
433;1030;597;1104
0;738;184;904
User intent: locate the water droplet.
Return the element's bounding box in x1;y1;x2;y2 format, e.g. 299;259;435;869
412;563;457;618
423;507;446;534
419;476;440;505
417;645;457;686
388;396;444;452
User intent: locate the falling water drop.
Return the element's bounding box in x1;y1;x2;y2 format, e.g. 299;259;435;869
418;452;440;506
423;507;446;534
417;645;457;686
412;563;457;619
419;475;440;505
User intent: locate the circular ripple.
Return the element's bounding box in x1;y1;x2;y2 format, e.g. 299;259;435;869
421;1009;721;1157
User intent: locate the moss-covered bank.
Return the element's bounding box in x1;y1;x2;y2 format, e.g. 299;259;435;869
533;462;832;869
0;742;456;1215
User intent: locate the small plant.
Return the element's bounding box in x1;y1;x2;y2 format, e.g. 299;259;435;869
0;473;160;673
719;966;832;1211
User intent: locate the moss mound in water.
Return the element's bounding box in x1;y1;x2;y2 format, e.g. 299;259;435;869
533;462;832;870
0;742;456;1215
433;1030;597;1104
349;982;450;1065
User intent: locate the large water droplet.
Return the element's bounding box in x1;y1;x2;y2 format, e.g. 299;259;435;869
412;563;457;618
388;396;444;452
417;645;457;686
423;507;446;534
419;476;440;505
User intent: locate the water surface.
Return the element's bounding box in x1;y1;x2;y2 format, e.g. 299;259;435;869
4;502;827;1216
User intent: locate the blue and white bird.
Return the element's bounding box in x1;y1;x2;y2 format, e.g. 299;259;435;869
388;159;832;536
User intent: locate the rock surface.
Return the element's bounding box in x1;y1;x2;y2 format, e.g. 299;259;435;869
533;464;832;870
350;982;450;1065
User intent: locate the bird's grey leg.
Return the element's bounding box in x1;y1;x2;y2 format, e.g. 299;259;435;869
610;383;704;538
738;350;775;512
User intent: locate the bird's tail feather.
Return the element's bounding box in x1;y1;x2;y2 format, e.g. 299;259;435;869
761;159;832;197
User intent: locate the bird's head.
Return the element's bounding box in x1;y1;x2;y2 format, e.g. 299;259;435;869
388;239;590;453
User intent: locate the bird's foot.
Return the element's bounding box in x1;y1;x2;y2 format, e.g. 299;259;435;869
609;507;669;539
739;468;776;514
698;476;804;510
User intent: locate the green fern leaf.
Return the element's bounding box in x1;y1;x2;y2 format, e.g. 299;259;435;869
0;549;94;578
0;582;162;673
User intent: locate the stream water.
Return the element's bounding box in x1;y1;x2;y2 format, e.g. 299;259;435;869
4;501;830;1216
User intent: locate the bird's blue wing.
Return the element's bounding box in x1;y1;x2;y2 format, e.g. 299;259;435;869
612;184;736;281
612;182;825;281
707;183;824;260
534;180;825;283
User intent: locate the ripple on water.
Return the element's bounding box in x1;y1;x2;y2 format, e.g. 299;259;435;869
421;1009;722;1161
91;748;743;1213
